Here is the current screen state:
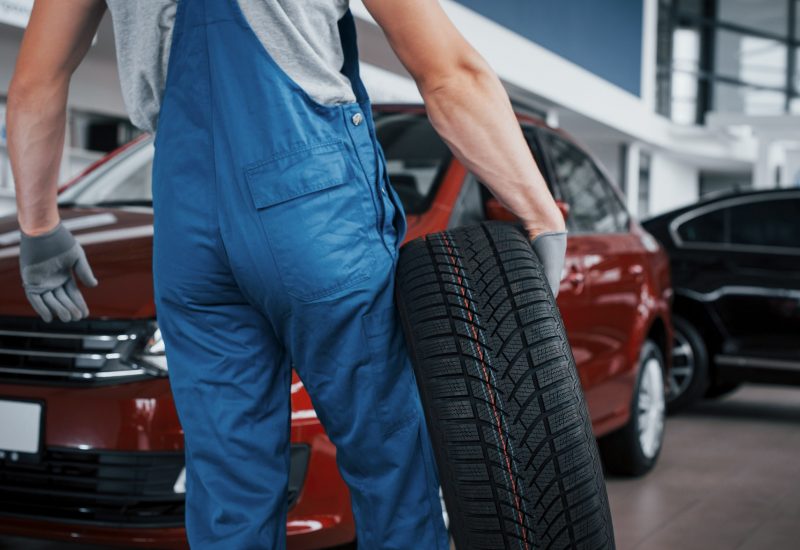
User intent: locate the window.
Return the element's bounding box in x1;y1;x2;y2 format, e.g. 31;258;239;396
715;31;787;89
657;0;800;123
58;143;154;207
677;208;726;243
728;199;800;248
718;0;788;37
715;81;788;116
677;197;800;250
448;176;485;229
544;133;627;234
670;26;702;124
374;112;451;215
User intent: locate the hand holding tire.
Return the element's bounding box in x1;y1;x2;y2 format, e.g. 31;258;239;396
19;222;98;322
530;230;567;298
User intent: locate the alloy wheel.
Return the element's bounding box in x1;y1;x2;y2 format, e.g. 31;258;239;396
637;357;665;459
668;328;695;402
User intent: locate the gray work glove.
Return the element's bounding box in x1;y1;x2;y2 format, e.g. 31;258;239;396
19;222;98;322
530;230;567;298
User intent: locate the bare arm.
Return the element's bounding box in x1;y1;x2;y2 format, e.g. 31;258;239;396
363;0;565;238
8;0;106;236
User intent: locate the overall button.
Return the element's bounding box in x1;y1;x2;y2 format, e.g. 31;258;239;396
351;112;363;126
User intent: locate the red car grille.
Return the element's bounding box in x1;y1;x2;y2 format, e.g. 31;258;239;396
0;447;185;527
0;317;156;386
0;446;310;528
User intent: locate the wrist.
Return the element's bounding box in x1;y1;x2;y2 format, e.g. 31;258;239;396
19;221;75;266
525;220;567;241
19;216;61;238
521;205;566;240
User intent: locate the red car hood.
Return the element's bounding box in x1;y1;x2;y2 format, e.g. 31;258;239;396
0;207;156;319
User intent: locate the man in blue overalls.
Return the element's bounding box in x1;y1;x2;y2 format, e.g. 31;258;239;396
10;0;567;547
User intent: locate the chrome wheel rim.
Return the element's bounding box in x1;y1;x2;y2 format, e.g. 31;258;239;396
668;328;695;401
638;357;665;459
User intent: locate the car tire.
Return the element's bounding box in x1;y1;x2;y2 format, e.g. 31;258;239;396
666;316;709;414
396;222;615;550
598;340;666;477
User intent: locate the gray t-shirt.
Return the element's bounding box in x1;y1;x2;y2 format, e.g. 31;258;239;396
104;0;356;133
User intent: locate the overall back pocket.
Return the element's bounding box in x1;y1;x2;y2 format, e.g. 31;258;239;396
244;140;376;302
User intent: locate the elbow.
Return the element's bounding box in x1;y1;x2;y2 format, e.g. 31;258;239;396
419;51;500;110
8;71;68;114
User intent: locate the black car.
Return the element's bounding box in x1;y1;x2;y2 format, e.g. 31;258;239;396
642;189;800;412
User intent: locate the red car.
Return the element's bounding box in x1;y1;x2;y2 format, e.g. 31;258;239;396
0;105;672;548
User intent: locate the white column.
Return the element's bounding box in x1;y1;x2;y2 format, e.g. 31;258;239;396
753;138;775;189
640;0;659;112
784;147;800;187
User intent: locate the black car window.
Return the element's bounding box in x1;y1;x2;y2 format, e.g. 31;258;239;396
543;133;623;234
374;111;451;216
677;208;727;244
728;199;800;249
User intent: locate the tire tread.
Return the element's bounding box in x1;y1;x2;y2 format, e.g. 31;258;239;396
397;222;615;550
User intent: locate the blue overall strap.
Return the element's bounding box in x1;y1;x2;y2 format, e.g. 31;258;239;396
338;9;370;105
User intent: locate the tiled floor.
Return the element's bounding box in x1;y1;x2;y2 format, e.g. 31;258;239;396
1;385;798;550
606;385;800;550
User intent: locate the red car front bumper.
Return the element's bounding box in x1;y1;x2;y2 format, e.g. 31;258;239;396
0;377;354;549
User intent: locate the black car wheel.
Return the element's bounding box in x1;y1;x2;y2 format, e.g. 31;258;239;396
396;222;615;550
599;339;666;477
666;316;709;414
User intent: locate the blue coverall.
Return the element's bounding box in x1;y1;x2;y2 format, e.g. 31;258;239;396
150;0;450;548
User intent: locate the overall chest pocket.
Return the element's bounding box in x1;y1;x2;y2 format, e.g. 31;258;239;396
244;140;376;302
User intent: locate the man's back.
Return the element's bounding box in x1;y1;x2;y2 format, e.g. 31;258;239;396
104;0;356;133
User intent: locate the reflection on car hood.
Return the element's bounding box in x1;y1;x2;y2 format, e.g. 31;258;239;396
0;208;156;319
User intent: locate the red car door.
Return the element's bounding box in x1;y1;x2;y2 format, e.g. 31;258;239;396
540;130;642;425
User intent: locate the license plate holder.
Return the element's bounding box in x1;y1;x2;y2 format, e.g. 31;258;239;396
0;397;44;464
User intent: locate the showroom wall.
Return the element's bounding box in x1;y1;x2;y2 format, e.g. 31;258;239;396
649;152;700;215
454;0;645;96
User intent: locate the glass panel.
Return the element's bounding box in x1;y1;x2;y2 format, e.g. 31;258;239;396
374;111;451;215
718;0;788;37
671;27;702;124
797;1;800;40
791;96;800;114
728;199;800;248
796;46;800;93
677;209;727;243
676;0;704;17
544;134;621;234
716;30;787;88
714;81;786;115
58;145;154;207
